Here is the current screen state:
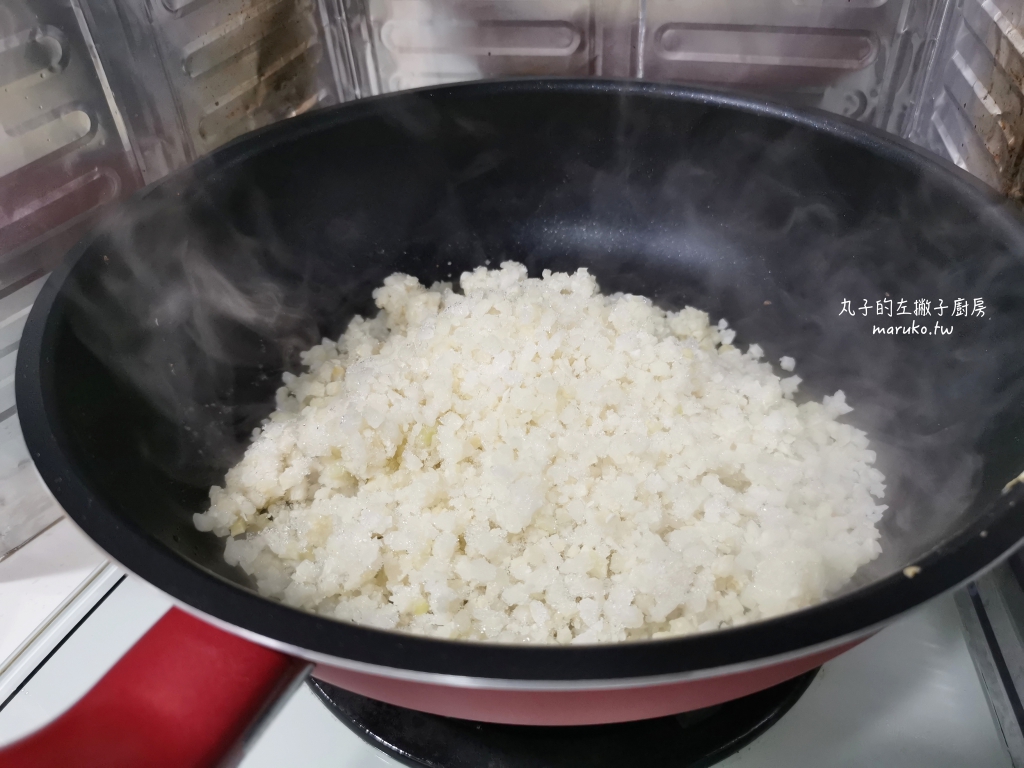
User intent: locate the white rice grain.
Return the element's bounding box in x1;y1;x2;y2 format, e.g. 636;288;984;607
194;262;886;644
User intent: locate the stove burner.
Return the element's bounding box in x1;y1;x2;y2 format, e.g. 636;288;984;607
309;668;818;768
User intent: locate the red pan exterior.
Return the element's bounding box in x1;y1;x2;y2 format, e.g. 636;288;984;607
311;637;864;725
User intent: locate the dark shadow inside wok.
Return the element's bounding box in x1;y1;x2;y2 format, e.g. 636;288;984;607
48;83;1024;632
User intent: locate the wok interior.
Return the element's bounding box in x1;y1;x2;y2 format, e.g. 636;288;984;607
53;87;1024;604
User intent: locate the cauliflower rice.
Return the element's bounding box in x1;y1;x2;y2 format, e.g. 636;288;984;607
194;262;886;644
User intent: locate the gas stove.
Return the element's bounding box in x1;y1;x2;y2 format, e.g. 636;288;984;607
0;517;1020;767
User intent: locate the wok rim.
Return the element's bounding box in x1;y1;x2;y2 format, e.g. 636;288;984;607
16;77;1024;684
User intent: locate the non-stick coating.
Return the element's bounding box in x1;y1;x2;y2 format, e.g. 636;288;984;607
16;79;1024;682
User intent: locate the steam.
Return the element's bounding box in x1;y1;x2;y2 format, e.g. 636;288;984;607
58;85;1024;592
489;93;1024;585
65;186;321;486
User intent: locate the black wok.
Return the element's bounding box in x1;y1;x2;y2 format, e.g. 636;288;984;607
8;79;1024;765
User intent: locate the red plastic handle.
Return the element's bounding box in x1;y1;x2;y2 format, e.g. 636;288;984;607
0;607;307;768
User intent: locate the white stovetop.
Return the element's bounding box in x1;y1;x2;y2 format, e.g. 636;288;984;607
0;517;1013;767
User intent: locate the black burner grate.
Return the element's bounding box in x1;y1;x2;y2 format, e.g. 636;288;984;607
309;669;818;768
